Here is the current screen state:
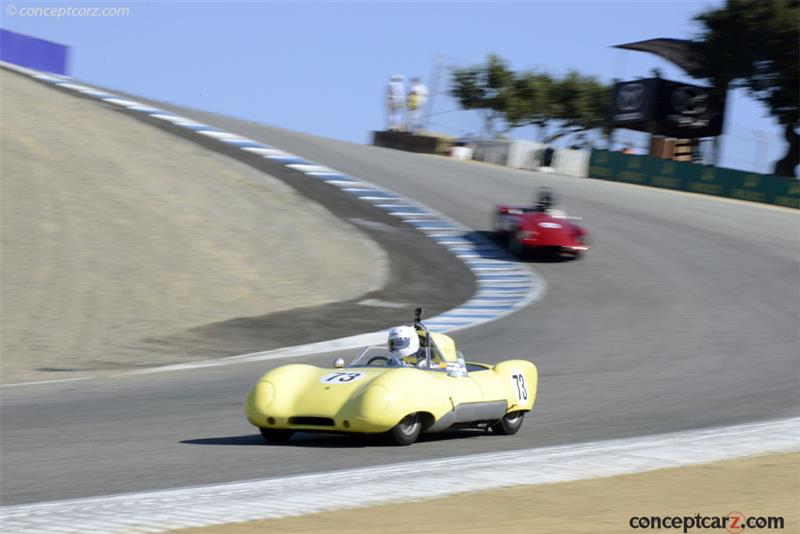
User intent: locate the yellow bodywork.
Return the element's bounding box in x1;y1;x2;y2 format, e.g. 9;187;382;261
245;332;538;435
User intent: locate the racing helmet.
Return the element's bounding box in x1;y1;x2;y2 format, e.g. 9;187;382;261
387;325;420;358
535;187;556;210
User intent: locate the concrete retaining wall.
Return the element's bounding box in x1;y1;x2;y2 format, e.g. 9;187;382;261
470;138;590;177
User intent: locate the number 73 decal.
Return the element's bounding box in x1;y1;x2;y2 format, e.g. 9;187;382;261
320;371;365;384
510;371;528;402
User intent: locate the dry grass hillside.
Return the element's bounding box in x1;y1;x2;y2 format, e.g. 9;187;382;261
0;69;385;383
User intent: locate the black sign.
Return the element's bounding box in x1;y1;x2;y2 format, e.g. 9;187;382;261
658;80;724;137
611;78;725;138
611;79;659;124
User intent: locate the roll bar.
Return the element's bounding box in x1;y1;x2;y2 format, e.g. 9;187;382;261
413;307;433;368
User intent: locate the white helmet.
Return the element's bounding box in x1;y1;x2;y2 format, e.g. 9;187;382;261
387;326;419;358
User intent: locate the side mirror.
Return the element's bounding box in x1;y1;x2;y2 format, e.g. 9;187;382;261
333;358;345;369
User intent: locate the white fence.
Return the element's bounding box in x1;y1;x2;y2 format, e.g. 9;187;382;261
552;148;590;177
469;139;590;178
471;139;510;166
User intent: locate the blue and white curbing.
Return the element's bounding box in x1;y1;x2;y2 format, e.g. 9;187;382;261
2;61;544;335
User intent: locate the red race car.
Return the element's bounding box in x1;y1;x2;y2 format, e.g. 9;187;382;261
493;188;589;259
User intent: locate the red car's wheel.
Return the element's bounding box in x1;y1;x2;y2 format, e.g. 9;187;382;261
510;231;528;259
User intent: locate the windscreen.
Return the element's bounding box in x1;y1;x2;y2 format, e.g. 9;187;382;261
348;345;449;371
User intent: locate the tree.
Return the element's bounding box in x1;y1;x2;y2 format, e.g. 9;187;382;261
550;71;611;143
504;72;557;138
689;0;799;176
450;54;514;134
449;55;611;143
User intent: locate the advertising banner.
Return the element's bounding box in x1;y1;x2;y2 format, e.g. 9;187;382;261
587;150;798;208
0;29;69;74
610;78;724;138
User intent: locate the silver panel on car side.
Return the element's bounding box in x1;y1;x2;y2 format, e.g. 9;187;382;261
426;400;508;432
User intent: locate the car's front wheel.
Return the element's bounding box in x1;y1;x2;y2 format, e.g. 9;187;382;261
388;413;422;446
259;428;294;444
491;411;525;435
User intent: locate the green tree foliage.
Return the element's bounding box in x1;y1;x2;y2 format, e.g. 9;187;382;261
553;71;611;139
504;72;556;133
449;54;514;134
689;0;799;176
449;55;610;144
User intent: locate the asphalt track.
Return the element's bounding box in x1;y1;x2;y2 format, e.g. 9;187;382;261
1;97;798;506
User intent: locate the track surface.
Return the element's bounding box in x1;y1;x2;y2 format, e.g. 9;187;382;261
2;102;798;505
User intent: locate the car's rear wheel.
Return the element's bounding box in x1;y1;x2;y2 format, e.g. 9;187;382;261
491;411;525;435
491;215;502;235
510;231;528;259
259;428;294;444
388;413;422;446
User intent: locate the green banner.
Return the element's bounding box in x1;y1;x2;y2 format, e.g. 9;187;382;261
587;150;799;208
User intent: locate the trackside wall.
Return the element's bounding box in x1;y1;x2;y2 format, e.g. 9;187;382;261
588;149;799;209
471;139;590;177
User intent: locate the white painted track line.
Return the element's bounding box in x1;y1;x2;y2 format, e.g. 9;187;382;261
2;417;797;533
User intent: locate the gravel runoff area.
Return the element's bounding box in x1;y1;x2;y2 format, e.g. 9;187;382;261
177;453;800;534
0;69;386;384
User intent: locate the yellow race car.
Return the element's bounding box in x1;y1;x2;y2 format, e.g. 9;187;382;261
245;309;538;445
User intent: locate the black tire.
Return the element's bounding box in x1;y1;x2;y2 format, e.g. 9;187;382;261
491;215;502;235
387;413;422;446
491;411;525;435
259;428;294;444
510;232;528;259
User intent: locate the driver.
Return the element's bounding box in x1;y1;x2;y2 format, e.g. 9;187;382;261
387;326;445;369
387;326;421;367
533;187;555;212
532;188;566;218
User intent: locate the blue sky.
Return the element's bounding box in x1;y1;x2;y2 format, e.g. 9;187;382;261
1;0;786;173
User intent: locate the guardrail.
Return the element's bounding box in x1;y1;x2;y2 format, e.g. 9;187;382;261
588;149;799;209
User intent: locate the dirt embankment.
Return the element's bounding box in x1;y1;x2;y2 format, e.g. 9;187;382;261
0;69;385;383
